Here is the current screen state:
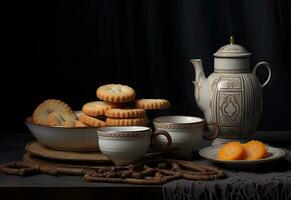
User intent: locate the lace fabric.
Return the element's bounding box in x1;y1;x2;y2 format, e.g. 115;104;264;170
163;151;291;200
164;172;291;200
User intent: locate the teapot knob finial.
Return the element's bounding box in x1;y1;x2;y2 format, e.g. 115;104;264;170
230;36;235;44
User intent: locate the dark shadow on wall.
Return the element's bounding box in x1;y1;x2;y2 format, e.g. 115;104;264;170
2;0;291;133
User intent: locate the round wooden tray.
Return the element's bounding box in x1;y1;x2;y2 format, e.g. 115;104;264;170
25;141;110;162
25;141;178;163
23;153;110;168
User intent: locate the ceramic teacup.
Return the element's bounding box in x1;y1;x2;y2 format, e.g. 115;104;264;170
96;126;172;165
153;116;218;159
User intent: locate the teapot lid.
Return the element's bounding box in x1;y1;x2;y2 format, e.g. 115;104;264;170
213;36;251;58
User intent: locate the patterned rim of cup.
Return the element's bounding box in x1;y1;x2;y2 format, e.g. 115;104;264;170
97;126;151;138
153;116;204;129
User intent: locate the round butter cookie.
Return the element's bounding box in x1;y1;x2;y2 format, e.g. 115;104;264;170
74;120;88;127
134;99;170;110
47;111;77;126
63;120;77;128
82;101;118;117
105;108;146;119
96;84;136;103
32;99;73;125
62;120;88;127
106;117;146;126
79;113;106;127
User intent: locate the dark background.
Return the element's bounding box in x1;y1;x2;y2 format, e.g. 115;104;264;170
3;0;291;134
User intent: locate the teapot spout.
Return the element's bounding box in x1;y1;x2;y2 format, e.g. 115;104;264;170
191;59;206;83
190;59;210;113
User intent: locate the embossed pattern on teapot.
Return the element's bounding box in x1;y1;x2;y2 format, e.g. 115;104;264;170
191;37;272;138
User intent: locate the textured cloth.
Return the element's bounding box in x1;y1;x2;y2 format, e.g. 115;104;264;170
163;150;291;200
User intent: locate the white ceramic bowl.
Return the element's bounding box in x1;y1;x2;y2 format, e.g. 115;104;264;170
25;116;99;152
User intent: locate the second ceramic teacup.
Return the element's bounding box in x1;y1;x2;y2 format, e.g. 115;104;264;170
153;116;218;159
97;126;172;165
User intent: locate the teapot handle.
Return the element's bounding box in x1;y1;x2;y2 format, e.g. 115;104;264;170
252;61;272;88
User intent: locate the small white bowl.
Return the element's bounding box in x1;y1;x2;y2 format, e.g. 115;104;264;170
25;117;99;152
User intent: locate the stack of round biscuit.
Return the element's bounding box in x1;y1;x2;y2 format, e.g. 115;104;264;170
80;84;170;127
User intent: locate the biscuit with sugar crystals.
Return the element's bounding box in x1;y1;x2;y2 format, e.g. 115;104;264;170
79;113;106;127
96;84;136;103
82;101;118;117
134;99;170;110
105;108;146;119
106;117;146;126
32;99;73;125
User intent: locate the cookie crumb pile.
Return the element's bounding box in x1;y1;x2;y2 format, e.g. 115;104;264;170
31;84;170;128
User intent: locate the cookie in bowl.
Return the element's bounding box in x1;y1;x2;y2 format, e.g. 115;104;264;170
26;99;100;152
47;111;77;126
32;99;74;126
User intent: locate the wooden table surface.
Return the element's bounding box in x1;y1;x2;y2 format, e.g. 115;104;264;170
0;133;163;200
0;131;290;200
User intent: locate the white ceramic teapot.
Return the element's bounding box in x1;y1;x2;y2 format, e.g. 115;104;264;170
191;36;272;138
